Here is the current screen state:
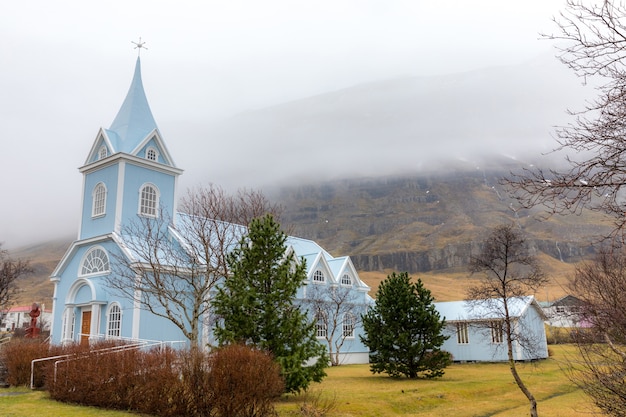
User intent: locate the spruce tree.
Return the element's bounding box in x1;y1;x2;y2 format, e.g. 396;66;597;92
213;214;327;393
361;271;450;378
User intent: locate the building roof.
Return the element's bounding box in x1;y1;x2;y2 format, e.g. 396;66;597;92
435;296;544;322
106;57;159;153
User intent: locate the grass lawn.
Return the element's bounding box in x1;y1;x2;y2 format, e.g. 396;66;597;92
1;345;598;417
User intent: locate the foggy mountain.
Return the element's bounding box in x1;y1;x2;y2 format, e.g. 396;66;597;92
176;52;590;191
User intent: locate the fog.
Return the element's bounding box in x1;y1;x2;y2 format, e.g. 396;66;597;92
0;0;587;248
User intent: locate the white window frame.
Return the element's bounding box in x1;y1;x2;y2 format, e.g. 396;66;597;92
92;182;107;218
313;270;325;283
145;146;159;162
490;321;504;344
106;303;122;339
341;273;352;286
98;145;108;160
343;312;355;338
315;309;327;338
456;322;469;344
80;246;110;276
62;307;76;342
139;183;159;217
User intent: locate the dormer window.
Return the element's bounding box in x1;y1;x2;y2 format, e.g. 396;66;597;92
313;270;325;283
139;183;159;217
98;146;108;160
145;147;159;162
341;273;352;286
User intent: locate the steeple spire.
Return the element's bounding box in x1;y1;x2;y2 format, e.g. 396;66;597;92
106;57;158;153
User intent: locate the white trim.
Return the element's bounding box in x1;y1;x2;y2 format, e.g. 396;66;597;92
115;160;125;233
106;302;122;339
132;274;141;340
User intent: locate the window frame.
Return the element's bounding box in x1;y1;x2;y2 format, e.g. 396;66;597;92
98;145;108;160
138;183;159;218
106;303;122;339
91;182;107;218
341;273;352;286
80;247;110;277
315;309;327;339
313;270;325;283
456;322;469;344
343;312;355;338
490;321;504;344
145;146;159;162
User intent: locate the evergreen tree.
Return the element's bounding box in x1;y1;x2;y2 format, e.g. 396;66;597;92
361;272;450;378
213;214;327;393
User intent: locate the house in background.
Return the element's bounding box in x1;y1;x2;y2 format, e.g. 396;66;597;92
48;57;372;364
541;295;587;328
435;296;548;362
1;305;52;332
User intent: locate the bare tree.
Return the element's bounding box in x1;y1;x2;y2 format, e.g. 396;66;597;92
107;184;282;347
0;244;31;311
467;224;547;417
566;248;626;416
505;1;626;243
304;284;366;366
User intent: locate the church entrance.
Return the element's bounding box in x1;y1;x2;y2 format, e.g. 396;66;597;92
81;310;91;345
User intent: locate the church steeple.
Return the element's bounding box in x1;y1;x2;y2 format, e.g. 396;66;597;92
106;57;158;153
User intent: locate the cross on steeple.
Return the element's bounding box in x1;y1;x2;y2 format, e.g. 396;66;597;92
131;37;148;56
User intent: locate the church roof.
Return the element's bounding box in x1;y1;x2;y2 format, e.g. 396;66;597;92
106;57;159;153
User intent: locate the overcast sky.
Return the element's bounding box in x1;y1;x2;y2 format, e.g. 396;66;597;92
1;0;572;248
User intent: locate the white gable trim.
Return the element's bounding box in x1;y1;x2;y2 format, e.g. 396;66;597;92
50;235;115;279
129;129;177;167
83;128;115;166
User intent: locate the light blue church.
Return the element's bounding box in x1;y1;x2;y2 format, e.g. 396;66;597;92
49;57;372;364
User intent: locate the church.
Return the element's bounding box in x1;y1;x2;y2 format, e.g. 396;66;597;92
49;56;372;364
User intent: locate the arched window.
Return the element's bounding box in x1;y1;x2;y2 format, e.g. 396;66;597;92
145;146;159;161
343;313;355;338
315;309;327;338
139;184;159;217
313;270;325;283
98;145;108;160
92;183;107;217
106;303;122;338
341;273;352;286
80;247;110;276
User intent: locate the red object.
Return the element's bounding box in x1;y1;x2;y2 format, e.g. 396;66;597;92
25;303;41;338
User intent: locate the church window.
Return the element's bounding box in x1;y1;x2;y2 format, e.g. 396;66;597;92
315;309;327;338
106;303;122;338
139;184;159;217
490;321;504;344
80;247;110;276
98;146;108;160
343;313;355;338
146;147;159;161
313;270;325;283
92;183;107;217
341;273;352;286
61;307;76;342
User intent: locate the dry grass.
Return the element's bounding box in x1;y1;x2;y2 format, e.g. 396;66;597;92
276;344;598;417
359;255;577;302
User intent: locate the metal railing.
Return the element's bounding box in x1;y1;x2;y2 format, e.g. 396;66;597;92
30;336;186;389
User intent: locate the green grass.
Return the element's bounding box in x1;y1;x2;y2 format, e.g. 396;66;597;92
1;345;598;417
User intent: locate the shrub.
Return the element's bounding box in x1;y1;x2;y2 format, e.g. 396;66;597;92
47;343;283;417
1;337;51;387
209;344;284;417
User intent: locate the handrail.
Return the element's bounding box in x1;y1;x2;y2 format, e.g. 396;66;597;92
30;337;186;389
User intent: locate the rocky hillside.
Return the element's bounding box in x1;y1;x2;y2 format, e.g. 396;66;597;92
275;163;608;273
